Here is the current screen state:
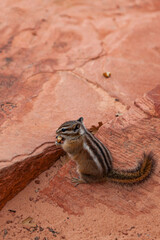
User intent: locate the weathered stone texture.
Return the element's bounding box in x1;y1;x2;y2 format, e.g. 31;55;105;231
0;1;160;239
41;86;160;216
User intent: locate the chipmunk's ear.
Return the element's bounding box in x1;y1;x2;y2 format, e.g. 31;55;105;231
77;117;83;123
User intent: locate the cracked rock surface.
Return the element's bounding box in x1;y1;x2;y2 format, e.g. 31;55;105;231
0;0;160;239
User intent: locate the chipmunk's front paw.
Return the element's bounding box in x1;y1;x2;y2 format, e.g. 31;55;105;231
71;177;86;187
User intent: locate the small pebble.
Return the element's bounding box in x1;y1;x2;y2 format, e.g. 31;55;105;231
6;220;13;224
103;72;111;78
39;226;44;231
8;209;16;213
34;237;40;240
35;188;40;193
115;112;123;117
3;229;8;238
35;179;40;184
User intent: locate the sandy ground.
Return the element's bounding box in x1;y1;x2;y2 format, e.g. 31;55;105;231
0;155;159;240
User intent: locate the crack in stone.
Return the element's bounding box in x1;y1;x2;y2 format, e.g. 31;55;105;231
134;99;160;119
0;141;56;163
71;71;126;108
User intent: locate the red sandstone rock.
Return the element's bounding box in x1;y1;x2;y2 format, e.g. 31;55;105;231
0;143;63;210
0;0;160;239
135;85;160;117
74;12;160;105
41;85;160;215
39;85;160;239
0;70;125;209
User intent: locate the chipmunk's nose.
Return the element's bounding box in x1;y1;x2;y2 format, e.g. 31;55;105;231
56;129;60;134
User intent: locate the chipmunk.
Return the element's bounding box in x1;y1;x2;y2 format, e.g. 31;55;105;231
56;117;154;185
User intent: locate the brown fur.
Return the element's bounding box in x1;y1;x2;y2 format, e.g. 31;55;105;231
56;118;155;185
107;152;155;185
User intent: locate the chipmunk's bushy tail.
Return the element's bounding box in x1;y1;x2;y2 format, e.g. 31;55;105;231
107;152;155;184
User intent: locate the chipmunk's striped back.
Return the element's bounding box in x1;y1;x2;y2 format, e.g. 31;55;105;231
83;129;113;175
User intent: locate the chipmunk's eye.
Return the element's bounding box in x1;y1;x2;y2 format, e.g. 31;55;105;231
61;128;66;132
74;124;80;132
